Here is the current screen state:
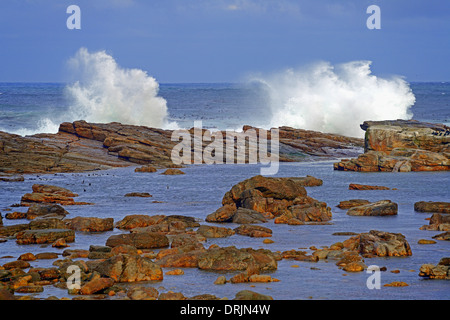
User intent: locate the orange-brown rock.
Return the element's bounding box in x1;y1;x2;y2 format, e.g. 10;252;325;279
134;165;157;173
234;224;272;238
335;120;450;172
80;277;115;295
197;246;277;272
420;213;450;231
343;230;412;257
161;168;185;175
197;225;235;238
2;260;31;270
346;200;398;216
337;199;371;209
1;121;362;175
16;229;75;245
115;214;165;230
414;201;450;213
349;183;390;190
207;175;331;224
105;232;169;249
94;254;163;282
64;216;114;232
20;184;92;206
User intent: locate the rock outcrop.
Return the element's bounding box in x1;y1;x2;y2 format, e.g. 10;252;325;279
419;258;450;280
419;213;450;231
334;120;450;172
0;120;363;175
414;201;450;213
346;200;398;216
343;230;412;257
206;175;331;225
20;184;92;206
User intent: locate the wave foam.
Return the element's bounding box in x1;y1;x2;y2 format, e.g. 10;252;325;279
66;47;175;129
252;60;416;137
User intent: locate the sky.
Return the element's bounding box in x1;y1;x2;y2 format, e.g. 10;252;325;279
0;0;449;83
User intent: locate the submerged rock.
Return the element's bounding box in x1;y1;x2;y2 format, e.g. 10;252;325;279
346;200;398;216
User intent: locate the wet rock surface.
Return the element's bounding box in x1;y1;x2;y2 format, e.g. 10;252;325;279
334;120;450;172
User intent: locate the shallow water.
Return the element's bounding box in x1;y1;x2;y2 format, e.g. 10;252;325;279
0;161;449;300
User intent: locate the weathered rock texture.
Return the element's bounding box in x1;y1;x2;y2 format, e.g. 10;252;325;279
0;120;363;174
420;213;450;231
414;201;450;213
346;200;398;216
206;175;331;225
334;120;450;172
20;184;92;206
419;258;450;280
343;230;412;257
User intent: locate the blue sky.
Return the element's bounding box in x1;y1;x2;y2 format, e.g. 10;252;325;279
1;0;449;83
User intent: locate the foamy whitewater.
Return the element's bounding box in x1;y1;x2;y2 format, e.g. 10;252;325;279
66;48;175;129
0;48;430;138
253;61;416;137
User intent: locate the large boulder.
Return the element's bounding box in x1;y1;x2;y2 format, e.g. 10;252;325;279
16;229;75;245
347;200;398;216
419;258;450;280
234;225;272;238
196;225;235;238
20;184;92;206
197;246;277;272
420;213;450;231
115;214;165;230
207;175;331;225
414;201;450;213
205;204;237;223
26;203;69;219
343;230;412;257
232;208;267;224
94;254;163;282
64;217;114;232
334;120;450;172
105;232;169;249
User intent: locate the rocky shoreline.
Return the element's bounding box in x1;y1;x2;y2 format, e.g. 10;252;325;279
0;119;449;300
0;120;363;177
334;120;450;172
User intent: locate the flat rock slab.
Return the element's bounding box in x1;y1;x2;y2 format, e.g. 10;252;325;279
105;232;169;249
414;201;450;213
16;229;75;245
347;200;398;216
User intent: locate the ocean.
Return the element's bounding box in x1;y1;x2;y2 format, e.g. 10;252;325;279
0;81;449;137
0;80;449;300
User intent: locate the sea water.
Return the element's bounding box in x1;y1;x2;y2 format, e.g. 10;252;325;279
0;161;449;300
